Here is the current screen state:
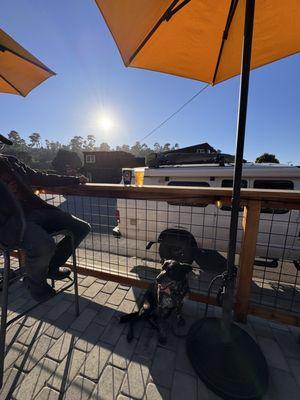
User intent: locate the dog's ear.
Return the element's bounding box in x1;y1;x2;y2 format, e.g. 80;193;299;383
162;259;173;271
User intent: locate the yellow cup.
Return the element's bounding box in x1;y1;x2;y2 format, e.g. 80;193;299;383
134;169;145;187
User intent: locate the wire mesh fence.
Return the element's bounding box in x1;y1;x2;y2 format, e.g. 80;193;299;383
41;191;300;317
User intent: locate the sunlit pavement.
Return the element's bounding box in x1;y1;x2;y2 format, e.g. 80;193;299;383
0;271;300;400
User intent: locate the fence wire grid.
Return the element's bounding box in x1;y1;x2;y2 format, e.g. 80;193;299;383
40;191;300;317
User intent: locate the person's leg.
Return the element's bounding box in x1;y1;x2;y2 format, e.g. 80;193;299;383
21;221;56;301
29;208;91;272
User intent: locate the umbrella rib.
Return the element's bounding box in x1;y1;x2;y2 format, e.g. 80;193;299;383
0;45;55;76
0;73;25;96
212;0;239;84
129;0;184;64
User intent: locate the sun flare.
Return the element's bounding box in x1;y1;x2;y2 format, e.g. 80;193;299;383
98;114;114;131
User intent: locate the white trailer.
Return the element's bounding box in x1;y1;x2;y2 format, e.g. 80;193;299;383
113;163;300;266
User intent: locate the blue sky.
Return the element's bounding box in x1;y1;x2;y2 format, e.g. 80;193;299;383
1;0;299;164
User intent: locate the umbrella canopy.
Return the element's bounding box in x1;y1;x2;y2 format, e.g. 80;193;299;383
0;28;55;96
95;0;300;84
95;1;300;398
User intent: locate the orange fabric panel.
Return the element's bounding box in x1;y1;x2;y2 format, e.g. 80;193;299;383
0;28;55;96
0;51;53;96
95;0;300;84
216;0;300;83
95;0;174;65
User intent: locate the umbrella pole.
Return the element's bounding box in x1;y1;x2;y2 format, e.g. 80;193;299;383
222;0;255;328
187;2;269;398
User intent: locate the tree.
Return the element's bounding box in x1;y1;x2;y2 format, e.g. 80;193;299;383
83;135;96;151
28;132;41;148
99;142;111;151
153;143;162;153
7;130;27;151
69;136;84;153
255;153;279;164
162;143;171;152
45;140;62;152
52;149;82;173
116;144;130;153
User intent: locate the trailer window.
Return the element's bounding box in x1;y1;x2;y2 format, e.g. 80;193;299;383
220;180;248;211
168;181;210;207
253;180;293;214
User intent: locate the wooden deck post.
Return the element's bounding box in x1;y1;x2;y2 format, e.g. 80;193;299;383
234;200;261;323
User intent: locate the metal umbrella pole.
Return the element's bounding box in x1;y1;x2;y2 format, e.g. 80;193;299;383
186;1;269;399
222;0;255;328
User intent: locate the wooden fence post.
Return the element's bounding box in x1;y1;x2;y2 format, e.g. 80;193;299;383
234;200;261;323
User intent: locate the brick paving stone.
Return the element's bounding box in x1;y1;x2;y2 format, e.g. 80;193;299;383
125;287;143;302
96;278;108;285
101;315;125;346
74;322;105;353
80;276;96;287
269;321;290;332
34;387;60;400
118;299;135;314
90;365;125;400
80;342;113;381
6;323;28;347
134;327;158;360
197;378;210;400
258;336;289;371
93;304;116;326
102;281;119;294
47;348;87;392
272;329;300;359
89;291;110;310
110;334;137;370
118;284;130;291
265;367;300;400
121;356;150;400
287;357;300;387
0;367;25;400
64;376;95;400
12;357;58;400
107;289;127;306
289;325;300;343
46;331;75;362
82;282;103;298
15;334;54;373
46;300;72;321
171;371;197;400
150;347;176;389
175;338;196;377
4;342;25;371
70;308;97;332
251;321;274;338
145;382;170;400
17;320;48;346
18;314;38;328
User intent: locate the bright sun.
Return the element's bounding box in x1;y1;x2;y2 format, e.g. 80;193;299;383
98;114;114;131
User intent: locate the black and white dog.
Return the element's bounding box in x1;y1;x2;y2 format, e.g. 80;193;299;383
120;260;192;343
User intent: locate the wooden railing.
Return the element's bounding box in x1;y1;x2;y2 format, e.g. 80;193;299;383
43;184;300;326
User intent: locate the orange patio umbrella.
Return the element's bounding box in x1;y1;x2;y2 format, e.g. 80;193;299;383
95;1;299;399
0;28;55;96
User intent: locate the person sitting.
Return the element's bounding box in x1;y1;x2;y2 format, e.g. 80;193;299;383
0;133;91;302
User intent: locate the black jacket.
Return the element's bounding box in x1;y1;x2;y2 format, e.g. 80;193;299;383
0;154;80;247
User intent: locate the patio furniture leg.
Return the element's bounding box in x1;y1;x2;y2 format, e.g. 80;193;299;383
71;235;79;317
0;250;10;389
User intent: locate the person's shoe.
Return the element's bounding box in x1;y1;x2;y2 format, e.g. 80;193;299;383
23;277;56;302
47;267;71;280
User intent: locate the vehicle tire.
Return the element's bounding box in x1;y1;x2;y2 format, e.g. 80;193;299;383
159;237;195;264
